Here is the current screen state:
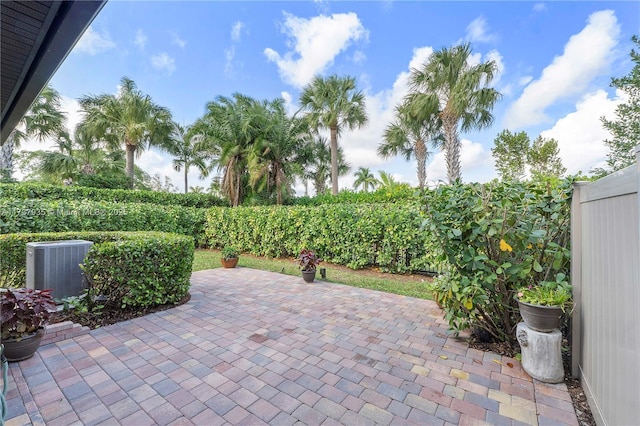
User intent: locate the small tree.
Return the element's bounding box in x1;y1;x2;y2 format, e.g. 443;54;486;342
491;130;529;181
527;136;566;180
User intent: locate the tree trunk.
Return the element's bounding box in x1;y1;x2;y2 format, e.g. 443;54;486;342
184;167;188;194
442;115;461;183
0;136;14;180
330;126;339;195
415;139;427;189
125;142;136;189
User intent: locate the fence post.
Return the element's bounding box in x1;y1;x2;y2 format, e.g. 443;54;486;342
570;181;587;378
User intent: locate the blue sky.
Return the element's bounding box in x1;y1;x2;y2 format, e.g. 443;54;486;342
19;1;640;192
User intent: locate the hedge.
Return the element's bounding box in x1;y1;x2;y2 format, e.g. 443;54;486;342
205;204;444;273
0;198;207;245
291;187;417;206
0;231;194;308
0;182;228;208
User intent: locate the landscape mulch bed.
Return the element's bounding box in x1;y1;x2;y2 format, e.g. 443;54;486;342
52;289;594;426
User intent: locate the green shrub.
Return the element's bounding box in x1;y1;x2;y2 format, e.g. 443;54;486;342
205;203;444;273
424;179;572;345
0;182;228;208
0;231;193;309
82;233;194;308
0;198;207;245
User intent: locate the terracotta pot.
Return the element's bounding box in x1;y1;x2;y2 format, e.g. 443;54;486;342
517;299;563;332
221;257;239;268
2;329;45;362
301;270;316;283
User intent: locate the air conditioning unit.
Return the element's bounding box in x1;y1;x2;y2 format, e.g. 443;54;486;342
26;240;94;300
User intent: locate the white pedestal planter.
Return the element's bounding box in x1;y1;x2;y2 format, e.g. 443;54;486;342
516;322;564;383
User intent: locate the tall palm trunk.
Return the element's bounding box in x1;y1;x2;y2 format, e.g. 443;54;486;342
442;113;461;183
184;167;188;194
330;126;339;195
125;141;136;189
415;139;427;189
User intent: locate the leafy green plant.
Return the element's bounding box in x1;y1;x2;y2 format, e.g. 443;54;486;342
1;288;56;340
298;249;321;271
516;281;572;312
81;233;194;309
221;245;239;260
424;179;572;345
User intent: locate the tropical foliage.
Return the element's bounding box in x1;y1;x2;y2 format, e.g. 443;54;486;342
79;77;174;188
299;74;367;194
405;43;501;183
353;167;379;192
424;179;572;345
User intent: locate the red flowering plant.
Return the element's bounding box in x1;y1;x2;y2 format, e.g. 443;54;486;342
1;288;56;340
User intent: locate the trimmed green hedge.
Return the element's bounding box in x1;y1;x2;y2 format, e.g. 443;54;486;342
291;187;417;206
0;231;193;308
0;198;206;245
205;204;443;273
0;182;228;208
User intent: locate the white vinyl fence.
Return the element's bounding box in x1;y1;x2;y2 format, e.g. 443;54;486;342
571;156;640;425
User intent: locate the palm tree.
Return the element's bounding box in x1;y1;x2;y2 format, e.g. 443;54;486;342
247;98;310;204
164;124;209;194
194;93;260;206
299;74;368;195
353;167;379;192
406;43;501;183
79;77;173;188
1;85;68;180
302;136;350;195
379;102;442;189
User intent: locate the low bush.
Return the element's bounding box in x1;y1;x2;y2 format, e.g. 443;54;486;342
205;203;444;273
0;231;193;309
424;179;572;345
0;182;228;208
0;198;207;245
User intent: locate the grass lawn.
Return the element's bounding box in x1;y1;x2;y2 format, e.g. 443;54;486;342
193;249;434;300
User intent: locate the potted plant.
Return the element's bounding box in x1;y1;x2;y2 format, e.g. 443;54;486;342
1;288;56;361
220;245;240;268
515;279;572;332
298;249;321;283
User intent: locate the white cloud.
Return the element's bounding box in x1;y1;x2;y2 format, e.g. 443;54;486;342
134;29;147;49
353;50;367;64
533;3;547;13
519;75;533;86
231;21;245;42
172;33;187;49
264;12;368;88
540;89;625;174
224;47;236;77
424;139;495;184
151;53;176;75
504;10;620;129
465;16;497;44
74;26;116;55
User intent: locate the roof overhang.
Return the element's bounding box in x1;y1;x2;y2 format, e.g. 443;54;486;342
1;0;106;145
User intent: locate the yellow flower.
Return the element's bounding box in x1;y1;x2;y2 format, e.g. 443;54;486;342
499;239;513;252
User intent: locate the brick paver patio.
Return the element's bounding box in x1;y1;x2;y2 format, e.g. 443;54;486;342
4;268;579;425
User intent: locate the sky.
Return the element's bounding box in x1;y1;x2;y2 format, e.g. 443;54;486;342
16;0;640;193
